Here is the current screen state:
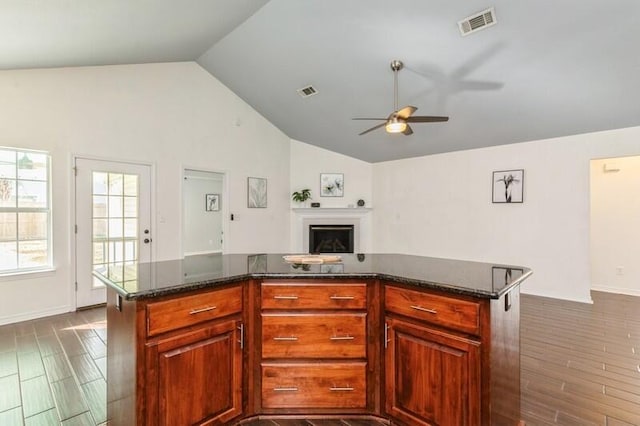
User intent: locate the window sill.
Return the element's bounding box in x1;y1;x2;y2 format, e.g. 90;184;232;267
0;268;57;281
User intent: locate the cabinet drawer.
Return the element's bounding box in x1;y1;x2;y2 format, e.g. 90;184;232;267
262;313;366;359
262;362;366;408
261;282;367;310
385;286;480;335
147;286;242;336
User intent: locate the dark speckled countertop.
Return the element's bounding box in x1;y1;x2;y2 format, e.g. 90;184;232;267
94;253;532;301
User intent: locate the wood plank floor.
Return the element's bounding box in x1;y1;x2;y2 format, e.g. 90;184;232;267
520;291;640;426
0;291;638;425
0;308;106;425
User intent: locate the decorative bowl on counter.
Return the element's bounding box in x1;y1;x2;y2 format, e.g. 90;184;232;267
282;254;342;264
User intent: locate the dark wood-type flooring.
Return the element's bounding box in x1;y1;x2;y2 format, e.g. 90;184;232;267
0;290;638;425
520;291;640;426
0;308;106;425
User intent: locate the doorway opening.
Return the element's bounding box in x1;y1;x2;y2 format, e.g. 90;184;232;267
590;155;640;297
183;169;226;257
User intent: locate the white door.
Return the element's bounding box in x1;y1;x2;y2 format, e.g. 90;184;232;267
75;158;152;308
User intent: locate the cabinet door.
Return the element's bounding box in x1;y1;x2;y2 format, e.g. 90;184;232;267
153;319;243;426
385;317;480;426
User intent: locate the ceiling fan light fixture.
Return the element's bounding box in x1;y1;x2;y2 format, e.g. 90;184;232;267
385;117;406;133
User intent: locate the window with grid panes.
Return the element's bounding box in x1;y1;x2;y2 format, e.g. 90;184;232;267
0;148;52;274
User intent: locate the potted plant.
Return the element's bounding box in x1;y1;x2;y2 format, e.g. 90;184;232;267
292;188;311;207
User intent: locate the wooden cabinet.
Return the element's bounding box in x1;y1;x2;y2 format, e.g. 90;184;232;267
258;281;372;412
151;318;243;425
383;283;521;426
107;283;245;426
384;317;480;426
108;277;521;425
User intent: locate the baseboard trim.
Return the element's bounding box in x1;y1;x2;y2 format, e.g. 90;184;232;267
184;250;223;257
0;305;73;326
591;285;640;297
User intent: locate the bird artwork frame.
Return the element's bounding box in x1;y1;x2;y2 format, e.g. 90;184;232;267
492;169;524;203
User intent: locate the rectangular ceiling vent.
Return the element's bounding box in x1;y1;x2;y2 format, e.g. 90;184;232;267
458;7;496;36
297;85;318;98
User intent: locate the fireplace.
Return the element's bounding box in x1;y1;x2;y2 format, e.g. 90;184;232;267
309;225;354;253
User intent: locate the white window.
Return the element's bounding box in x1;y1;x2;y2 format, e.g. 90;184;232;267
0;147;52;274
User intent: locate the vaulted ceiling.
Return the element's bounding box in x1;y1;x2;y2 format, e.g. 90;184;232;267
3;1;639;162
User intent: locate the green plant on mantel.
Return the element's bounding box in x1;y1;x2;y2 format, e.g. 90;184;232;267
291;188;311;203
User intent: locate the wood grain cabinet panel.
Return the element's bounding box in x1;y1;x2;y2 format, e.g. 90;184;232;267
147;285;242;336
261;283;367;310
385;285;480;335
262;312;366;359
261;362;367;409
152;318;243;426
384;317;481;426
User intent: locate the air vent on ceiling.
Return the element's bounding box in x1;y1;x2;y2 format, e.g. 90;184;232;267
458;7;496;36
297;85;318;98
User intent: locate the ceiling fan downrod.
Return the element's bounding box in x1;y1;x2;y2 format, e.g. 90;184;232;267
390;60;403;113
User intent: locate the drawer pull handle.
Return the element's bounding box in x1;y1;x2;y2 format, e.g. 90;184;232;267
330;387;354;392
410;305;437;314
273;337;299;341
273;387;298;392
330;295;355;300
330;336;355;341
189;306;217;315
273;295;299;300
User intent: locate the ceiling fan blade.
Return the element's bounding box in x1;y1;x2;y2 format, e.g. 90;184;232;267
352;118;386;121
396;106;417;119
406;116;449;123
402;124;414;136
358;122;386;136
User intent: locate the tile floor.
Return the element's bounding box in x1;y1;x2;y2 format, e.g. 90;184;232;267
0;308;106;425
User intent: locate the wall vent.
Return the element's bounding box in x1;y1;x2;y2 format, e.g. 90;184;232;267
297;85;318;98
458;7;496;36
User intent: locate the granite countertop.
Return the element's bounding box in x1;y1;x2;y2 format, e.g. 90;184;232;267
94;253;532;301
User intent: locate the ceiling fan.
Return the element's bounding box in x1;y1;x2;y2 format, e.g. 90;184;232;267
353;60;449;136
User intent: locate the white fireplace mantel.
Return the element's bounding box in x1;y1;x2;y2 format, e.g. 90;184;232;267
292;207;372;215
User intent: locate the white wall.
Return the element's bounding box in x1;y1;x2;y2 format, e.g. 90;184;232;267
183;170;224;255
373;126;640;303
290;140;373;252
0;62;291;325
590;155;640;296
290;140;373;208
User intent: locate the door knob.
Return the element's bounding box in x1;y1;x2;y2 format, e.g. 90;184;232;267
144;238;151;244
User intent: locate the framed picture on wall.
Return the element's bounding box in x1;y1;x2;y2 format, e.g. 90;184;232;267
205;194;220;211
492;169;524;203
320;173;344;197
248;177;267;208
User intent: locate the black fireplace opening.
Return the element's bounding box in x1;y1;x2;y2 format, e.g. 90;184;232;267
309;225;354;253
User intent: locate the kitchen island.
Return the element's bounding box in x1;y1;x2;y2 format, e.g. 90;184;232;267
97;253;532;426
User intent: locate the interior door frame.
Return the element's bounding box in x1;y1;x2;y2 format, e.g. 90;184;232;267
180;165;229;257
71;154;156;309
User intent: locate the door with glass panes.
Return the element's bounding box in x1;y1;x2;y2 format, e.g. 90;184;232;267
75;158;151;307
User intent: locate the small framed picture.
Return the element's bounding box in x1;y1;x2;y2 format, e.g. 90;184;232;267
205;194;220;211
492;169;524;203
320;173;344;197
248;177;267;208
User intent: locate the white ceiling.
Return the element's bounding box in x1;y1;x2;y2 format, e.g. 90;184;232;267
3;0;640;162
